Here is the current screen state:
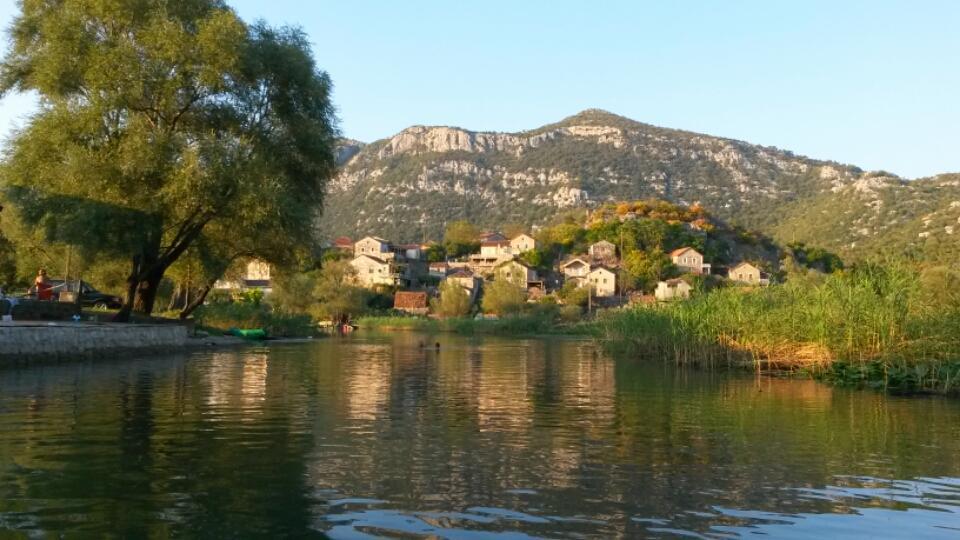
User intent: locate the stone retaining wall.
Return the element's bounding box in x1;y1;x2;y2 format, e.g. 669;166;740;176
0;323;189;362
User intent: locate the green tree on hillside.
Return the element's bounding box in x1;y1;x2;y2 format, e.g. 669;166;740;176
433;279;472;318
622;249;673;292
0;0;338;319
425;244;447;263
481;279;527;316
443;221;480;258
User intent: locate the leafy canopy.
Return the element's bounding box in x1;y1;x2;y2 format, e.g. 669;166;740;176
481;278;527;316
433;279;471;318
0;0;338;315
443;220;480;258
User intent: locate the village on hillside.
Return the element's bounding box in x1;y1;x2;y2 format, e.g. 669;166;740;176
339;233;767;314
219;201;775;319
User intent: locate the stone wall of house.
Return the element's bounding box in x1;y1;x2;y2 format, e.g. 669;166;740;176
0;323;189;362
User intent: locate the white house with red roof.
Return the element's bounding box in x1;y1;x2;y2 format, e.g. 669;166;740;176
670;247;711;275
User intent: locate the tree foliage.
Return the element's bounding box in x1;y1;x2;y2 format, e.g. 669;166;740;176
481;278;527;316
0;0;338;319
443;220;480;258
622;249;673;292
271;260;370;324
425;243;447;263
556;281;590;307
433;279;471;318
0;229;17;290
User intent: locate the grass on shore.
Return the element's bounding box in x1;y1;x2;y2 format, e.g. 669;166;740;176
594;262;960;394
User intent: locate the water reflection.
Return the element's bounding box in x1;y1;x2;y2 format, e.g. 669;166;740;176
0;334;958;537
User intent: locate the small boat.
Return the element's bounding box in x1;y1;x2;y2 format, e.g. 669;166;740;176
228;328;268;340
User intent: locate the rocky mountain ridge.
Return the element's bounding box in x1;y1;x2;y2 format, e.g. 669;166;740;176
321;110;958;263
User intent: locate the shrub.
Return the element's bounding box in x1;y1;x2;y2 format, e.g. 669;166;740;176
559;304;583;323
481;279;528;315
194;302;313;337
433;279;472;318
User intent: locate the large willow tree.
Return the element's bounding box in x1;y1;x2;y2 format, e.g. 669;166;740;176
0;0;338;320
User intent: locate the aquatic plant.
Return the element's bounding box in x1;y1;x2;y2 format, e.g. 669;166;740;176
595;261;960;394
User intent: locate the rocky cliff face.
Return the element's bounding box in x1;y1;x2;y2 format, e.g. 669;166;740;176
321;110;957;262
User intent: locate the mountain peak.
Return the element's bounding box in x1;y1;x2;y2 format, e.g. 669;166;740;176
322;110;960;265
566;108;630;122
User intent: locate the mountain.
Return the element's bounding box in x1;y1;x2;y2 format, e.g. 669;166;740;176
769;173;960;264
321;109;960;263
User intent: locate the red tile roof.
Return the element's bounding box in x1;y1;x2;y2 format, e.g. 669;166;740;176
670;247;699;258
394;291;429;309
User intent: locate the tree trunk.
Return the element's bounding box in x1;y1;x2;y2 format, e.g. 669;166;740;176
167;283;183;312
133;270;164;315
179;279;216;320
113;256;143;323
113;278;139;322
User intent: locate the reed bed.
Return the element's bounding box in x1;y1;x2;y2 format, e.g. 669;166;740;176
595;263;960;394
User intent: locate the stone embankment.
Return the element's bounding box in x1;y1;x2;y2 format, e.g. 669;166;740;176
0;322;243;363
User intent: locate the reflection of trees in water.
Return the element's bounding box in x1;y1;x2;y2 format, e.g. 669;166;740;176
345;344;392;421
202;352;269;419
0;353;321;537
2;340;960;537
305;336;960;536
304;336;623;509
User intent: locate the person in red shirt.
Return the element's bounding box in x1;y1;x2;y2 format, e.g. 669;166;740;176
34;269;53;301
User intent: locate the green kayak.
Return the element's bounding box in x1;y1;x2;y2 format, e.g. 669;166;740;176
228;328;268;340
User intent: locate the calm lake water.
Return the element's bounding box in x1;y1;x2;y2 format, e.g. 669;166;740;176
0;333;959;538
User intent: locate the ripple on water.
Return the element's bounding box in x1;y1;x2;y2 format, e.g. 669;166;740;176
629;476;960;539
0;337;959;538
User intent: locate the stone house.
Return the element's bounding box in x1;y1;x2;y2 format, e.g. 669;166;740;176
655;279;692;301
587;266;617;297
351;254;399;287
589;240;617;261
495;259;539;287
354;236;392;258
243;260;272;289
480;239;512;258
510;234;538;253
214;259;273;292
467;252;513;276
670;247;711;275
559;258;591;285
728;262;769;285
393;291;429;315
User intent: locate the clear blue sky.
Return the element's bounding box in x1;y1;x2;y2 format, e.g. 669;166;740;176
1;0;957;178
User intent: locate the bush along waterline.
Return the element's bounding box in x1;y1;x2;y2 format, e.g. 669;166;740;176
593;261;960;395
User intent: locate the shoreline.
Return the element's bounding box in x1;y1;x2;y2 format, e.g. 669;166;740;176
0;322;263;366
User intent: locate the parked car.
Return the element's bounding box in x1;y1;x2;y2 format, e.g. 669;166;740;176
29;280;124;310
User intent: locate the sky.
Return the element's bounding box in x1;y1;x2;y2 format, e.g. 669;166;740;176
0;1;957;178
